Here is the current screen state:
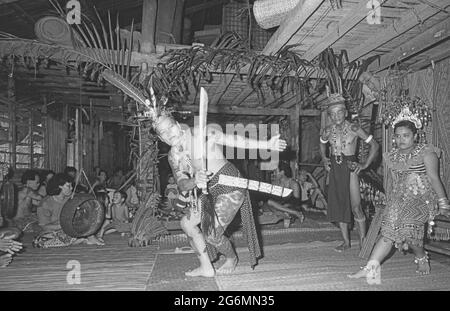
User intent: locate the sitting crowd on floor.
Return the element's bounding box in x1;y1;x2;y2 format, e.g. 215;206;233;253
0;165;138;266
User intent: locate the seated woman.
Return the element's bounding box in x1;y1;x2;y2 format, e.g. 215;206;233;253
38;170;55;197
0;227;22;267
92;170;108;192
13;170;43;231
349;120;450;284
33;173;104;248
108;168;126;190
265;162;304;222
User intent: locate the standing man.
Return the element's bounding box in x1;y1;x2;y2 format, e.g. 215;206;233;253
320;95;379;252
153;111;286;277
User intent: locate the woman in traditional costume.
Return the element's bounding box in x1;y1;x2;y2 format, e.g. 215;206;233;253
349;107;450;284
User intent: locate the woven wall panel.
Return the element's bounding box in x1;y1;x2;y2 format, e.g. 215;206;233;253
433;58;450;190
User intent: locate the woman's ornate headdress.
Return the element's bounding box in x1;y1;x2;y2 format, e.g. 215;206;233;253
378;91;432;129
378;90;432;143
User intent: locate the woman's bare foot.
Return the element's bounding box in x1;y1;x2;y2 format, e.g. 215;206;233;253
0;254;13;267
415;255;430;275
185;266;215;278
86;235;105;246
348;260;381;285
216;257;238;275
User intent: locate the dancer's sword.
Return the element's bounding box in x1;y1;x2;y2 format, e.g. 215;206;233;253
198;87;208;194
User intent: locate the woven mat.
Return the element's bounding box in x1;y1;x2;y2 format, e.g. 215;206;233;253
214;241;450;291
146;253;219;291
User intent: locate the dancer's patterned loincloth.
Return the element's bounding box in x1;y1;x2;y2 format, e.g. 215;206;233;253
199;162;261;268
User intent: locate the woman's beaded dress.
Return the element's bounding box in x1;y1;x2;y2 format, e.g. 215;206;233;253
381;143;439;250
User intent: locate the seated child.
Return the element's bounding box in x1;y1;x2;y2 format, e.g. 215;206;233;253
14;170;43;231
297;169;327;215
164;175;179;210
98;190;129;238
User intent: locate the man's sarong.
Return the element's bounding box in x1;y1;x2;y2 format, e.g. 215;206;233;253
327;154;357;223
200;162;262;269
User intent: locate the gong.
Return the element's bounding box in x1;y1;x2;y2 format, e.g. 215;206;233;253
0;181;16;219
60;194;105;238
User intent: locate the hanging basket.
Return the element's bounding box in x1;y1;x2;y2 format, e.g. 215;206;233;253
34;16;74;46
253;0;301;29
60;194;105;238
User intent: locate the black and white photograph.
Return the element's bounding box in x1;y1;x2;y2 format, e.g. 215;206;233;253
0;0;449;294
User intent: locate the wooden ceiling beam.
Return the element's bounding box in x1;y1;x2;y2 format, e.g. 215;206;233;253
407;39;450;71
346;0;450;62
262;0;326;56
182;104;320;116
302;0;388;61
371;17;450;72
185;0;230;15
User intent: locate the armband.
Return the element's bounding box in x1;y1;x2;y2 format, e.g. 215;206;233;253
320;137;329;144
364;135;373;144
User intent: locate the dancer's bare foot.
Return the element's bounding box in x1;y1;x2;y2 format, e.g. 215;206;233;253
415;255;430;275
347;267;368;279
185;266;215;278
334;243;350;252
0;254;13;267
216;256;238;275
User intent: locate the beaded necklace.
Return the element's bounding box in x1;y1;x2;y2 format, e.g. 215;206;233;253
330;121;350;164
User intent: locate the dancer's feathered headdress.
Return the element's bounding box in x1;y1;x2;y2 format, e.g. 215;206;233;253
102;69;173;135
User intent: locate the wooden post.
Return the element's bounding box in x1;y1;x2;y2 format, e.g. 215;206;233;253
29;108;33;168
290;104;300;179
43;95;48;169
141;0;158;53
156;0;178;44
172;0;185;44
7;72;16;169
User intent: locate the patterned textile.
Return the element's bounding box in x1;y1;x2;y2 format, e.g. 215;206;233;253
381;144;439;250
327;154;357;223
201;162;262;269
32;229;78;248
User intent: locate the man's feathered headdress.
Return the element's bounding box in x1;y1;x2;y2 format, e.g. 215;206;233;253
102;69;173;135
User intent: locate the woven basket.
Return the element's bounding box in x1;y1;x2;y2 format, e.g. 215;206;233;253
253;0;301;29
34;16;73;46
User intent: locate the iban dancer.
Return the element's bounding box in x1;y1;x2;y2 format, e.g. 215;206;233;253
320;94;379;252
349;108;450;284
153;110;286;278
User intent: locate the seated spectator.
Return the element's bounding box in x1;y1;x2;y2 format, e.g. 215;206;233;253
38;170;55;197
297;170;327;215
125;183;139;219
97;190;129;238
108;167;126;189
92;170;108;192
13;170;43;230
33;173;104;248
93;191;110;243
265;162;304;222
0;227;22;267
164;175;179;210
64;166;88;193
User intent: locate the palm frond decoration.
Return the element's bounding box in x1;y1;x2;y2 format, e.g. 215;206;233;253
137;32;315;105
